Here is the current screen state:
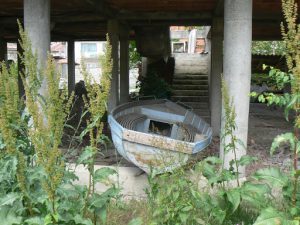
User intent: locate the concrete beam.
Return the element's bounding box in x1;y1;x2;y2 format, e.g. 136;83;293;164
221;0;252;176
214;0;224;16
68;40;76;93
24;0;50;96
210;17;223;136
107;20;120;112
119;25;130;104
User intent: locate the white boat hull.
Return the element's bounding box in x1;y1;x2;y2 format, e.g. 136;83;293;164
108;99;212;174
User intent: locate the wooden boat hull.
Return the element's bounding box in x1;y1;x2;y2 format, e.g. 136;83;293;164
108;99;212;174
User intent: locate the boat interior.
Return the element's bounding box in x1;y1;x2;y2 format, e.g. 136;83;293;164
114;100;212;143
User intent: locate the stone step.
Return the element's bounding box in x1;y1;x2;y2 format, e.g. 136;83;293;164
175;65;208;75
172;84;208;90
172;79;208;85
174;102;209;110
172;90;208;96
171;96;209;102
173;74;208;80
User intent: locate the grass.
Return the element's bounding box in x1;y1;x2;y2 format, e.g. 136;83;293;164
106;199;151;225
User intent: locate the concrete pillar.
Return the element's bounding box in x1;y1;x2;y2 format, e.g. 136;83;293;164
210;18;224;136
68;40;76;93
17;41;25;98
141;57;148;77
107;20;119;112
0;39;7;62
24;0;50;96
221;0;252;176
119;26;130;104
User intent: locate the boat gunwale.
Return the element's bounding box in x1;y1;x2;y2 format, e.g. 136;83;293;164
109;99;212;154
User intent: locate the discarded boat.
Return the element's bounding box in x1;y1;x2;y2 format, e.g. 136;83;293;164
108;99;212;174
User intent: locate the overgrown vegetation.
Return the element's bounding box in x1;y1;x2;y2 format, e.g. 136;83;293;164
137;1;300;224
0;25;118;224
129;41;141;69
137;67;172;99
252;41;286;56
0;0;300;224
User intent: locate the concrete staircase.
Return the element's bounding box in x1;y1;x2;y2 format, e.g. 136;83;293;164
171;53;210;122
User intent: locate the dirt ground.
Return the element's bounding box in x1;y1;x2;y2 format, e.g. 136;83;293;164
62;103;294;176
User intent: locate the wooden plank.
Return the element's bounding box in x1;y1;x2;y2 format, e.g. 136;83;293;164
123;129;193;154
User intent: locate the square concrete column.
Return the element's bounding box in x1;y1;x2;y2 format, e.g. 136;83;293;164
210;18;224;136
107;20;120;112
17;41;25;98
221;0;252;176
68;40;76;93
119;26;130;104
0;38;7;62
24;0;50;96
141;57;148;77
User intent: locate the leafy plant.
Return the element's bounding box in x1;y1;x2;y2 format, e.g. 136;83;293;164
129;41;141;69
252;41;286;56
0;25;118;224
137;68;172;99
250;0;300;223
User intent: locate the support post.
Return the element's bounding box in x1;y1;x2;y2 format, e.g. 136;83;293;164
141;57;148;77
68;40;76;93
221;0;252;176
210;17;224;136
0;38;7;62
107;20;119;112
17;41;25;98
119;26;130;104
24;0;50;96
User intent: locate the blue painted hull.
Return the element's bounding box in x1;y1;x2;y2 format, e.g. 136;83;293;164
108;99;212;174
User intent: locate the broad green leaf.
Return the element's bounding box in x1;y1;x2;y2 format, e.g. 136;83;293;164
24;217;44;225
0;206;23;225
44;213;58;225
237;155;258;166
271;132;295;155
99;207;107;224
240;182;271;207
79;115;101;140
204;156;222;165
76;146;96;165
286;94;300;110
254;207;299;225
226;188;241;213
252;167;288;187
128;218;143;225
73;215;93;225
0;193;20;207
242;182;271;196
94;167;117;183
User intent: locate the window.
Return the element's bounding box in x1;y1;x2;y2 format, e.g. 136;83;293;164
172;42;186;53
81;43;97;58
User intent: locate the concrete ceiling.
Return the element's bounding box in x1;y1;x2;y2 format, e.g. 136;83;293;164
0;0;299;41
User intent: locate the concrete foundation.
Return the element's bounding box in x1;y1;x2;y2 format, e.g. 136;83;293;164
210;18;223;136
108;20;120;112
68;40;75;93
221;0;252;176
24;0;50;96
